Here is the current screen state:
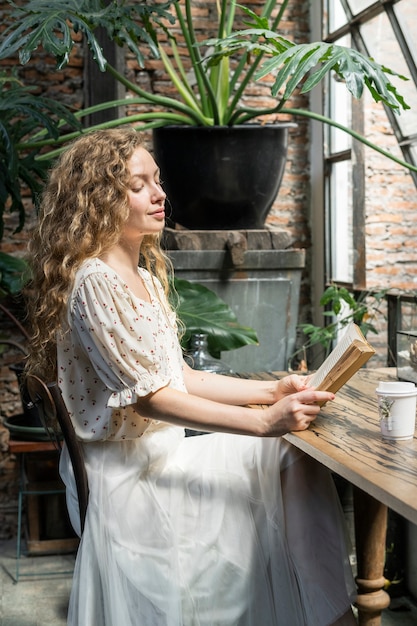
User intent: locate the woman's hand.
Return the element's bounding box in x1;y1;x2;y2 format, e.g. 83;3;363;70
262;388;334;436
135;381;334;438
272;373;312;402
183;364;321;410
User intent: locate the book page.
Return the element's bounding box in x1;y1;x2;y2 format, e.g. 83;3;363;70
309;322;374;390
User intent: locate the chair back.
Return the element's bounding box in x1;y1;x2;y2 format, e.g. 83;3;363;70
26;375;89;534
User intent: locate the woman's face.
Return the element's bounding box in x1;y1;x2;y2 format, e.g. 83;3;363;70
123;147;166;241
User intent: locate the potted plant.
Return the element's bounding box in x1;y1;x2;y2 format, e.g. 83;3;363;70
0;71;82;241
288;283;388;372
0;0;415;232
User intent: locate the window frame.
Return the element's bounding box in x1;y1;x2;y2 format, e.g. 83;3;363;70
312;0;417;304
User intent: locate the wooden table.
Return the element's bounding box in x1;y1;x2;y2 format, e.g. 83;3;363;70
245;367;417;626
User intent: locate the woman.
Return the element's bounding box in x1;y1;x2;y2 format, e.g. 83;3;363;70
26;128;356;625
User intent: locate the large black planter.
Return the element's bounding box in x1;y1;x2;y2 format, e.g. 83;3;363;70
153;124;295;230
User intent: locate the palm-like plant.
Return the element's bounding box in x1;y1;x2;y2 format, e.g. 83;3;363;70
0;0;413;146
0;0;414;361
0;0;416;234
0;71;81;237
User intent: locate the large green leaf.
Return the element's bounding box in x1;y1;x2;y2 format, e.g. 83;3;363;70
208;23;409;115
0;71;81;237
255;39;409;112
0;252;30;296
0;0;175;70
171;277;258;356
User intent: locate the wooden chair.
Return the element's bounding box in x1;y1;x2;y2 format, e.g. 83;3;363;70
26;375;89;535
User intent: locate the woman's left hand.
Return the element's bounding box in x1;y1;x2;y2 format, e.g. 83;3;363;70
273;373;313;402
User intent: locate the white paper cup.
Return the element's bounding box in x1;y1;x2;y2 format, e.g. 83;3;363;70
376;381;417;441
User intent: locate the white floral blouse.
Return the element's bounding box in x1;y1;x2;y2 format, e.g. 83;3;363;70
57;258;186;441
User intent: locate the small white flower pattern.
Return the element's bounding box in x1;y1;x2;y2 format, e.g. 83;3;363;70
57;259;186;441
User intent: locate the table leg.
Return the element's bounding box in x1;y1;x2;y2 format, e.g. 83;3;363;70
353;486;391;626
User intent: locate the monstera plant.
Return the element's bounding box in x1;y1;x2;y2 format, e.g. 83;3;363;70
0;0;415;230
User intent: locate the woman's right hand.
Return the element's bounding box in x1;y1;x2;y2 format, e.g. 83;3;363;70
135;384;334;439
261;389;335;437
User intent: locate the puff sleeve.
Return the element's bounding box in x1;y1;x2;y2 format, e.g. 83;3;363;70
69;269;174;408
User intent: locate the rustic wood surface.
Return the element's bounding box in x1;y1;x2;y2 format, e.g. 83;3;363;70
242;367;415;625
243;368;417;525
287;367;417;526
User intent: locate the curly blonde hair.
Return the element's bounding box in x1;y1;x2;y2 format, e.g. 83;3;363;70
26;128;172;379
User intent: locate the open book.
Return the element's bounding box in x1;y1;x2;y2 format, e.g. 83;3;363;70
308;322;375;402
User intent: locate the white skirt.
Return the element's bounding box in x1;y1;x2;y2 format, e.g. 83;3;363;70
60;424;356;626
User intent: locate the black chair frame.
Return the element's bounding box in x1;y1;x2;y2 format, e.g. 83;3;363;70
26;375;89;535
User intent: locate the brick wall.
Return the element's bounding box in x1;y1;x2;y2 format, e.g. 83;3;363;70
362;90;417;364
365;100;417;291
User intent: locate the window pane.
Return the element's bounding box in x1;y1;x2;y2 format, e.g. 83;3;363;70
328;74;352;153
347;0;376;14
325;0;347;34
329;161;353;283
394;0;417;68
361;14;417;138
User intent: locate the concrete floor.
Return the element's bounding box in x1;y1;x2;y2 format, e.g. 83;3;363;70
1;539;417;625
0;540;73;626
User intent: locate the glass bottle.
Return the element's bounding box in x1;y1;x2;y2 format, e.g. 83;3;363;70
186;333;232;374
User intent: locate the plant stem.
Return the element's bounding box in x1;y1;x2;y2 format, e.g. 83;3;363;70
182;0;219;121
18;112;195;157
284;108;417;173
104;63;205;125
226;0;288;119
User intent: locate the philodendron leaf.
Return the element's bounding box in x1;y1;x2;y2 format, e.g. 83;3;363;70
0;252;30;296
255;40;409;113
171;277;258;355
0;0;175;70
0;71;81;235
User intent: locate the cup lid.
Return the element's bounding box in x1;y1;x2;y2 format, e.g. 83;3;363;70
376;380;417;394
